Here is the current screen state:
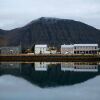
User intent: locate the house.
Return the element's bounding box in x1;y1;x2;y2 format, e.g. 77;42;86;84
35;44;49;54
61;44;99;54
61;44;74;54
0;46;21;55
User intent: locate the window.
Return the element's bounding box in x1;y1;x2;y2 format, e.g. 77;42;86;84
74;51;76;54
74;47;76;49
95;46;97;49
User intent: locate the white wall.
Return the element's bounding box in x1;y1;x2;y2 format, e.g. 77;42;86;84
35;47;47;54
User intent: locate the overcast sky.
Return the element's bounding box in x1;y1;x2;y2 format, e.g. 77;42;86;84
0;0;100;30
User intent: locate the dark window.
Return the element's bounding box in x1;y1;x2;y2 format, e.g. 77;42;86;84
77;51;79;54
86;51;88;54
74;47;76;49
74;51;76;54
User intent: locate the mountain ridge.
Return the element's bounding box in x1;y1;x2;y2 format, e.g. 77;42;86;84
0;17;100;49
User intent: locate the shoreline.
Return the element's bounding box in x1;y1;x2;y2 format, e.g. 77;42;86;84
0;54;100;62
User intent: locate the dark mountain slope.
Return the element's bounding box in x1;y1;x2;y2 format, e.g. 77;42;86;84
0;17;100;49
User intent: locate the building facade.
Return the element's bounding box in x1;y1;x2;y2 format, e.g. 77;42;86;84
35;45;48;54
61;44;74;54
0;46;21;55
61;44;98;54
74;44;98;54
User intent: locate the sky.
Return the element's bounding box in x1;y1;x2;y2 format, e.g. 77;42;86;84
0;0;100;30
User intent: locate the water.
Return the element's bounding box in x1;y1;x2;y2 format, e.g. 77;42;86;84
0;62;100;100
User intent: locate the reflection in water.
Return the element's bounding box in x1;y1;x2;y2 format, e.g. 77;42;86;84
0;62;100;100
0;62;100;87
0;62;21;75
61;62;98;72
0;75;100;100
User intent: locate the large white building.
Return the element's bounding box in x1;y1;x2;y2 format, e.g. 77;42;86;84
74;44;98;54
35;45;49;54
61;44;99;54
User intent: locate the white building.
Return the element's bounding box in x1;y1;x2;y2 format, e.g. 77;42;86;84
61;44;98;54
61;44;74;54
74;44;98;54
35;45;49;54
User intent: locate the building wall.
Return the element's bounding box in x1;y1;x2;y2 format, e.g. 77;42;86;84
61;44;98;54
74;45;98;54
35;47;47;54
61;45;74;54
0;46;21;55
61;48;74;54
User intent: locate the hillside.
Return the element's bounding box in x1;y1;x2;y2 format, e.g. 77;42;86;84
0;17;100;49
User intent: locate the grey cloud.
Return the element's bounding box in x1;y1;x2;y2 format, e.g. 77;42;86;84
0;0;100;30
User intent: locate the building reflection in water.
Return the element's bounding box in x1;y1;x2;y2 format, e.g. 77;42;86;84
34;62;99;72
0;62;21;75
0;62;100;87
61;62;98;72
34;62;48;71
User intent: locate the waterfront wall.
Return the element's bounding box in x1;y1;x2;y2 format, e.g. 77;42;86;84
0;54;100;62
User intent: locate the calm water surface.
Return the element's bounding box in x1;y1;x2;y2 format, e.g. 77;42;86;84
0;62;100;100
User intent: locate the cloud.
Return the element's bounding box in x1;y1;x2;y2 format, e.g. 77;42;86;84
0;0;100;30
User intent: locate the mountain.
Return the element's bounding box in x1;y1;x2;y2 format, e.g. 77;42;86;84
0;29;8;46
0;17;100;49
